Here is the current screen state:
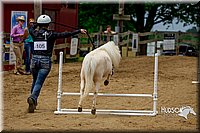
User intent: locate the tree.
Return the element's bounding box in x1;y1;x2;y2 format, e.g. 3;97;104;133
124;3;199;54
79;3;199;33
186;26;198;33
78;3;118;33
124;3;199;32
78;2;199;54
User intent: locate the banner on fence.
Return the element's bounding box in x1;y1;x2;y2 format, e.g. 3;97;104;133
132;33;138;52
70;38;78;56
9;51;16;65
163;33;175;50
147;42;155;56
11;11;28;29
113;26;119;45
113;35;119;45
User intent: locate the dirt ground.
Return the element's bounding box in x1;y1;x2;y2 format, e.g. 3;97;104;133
2;55;198;132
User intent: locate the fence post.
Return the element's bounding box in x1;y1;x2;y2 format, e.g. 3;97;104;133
126;31;130;57
138;32;140;54
197;32;200;83
99;26;102;46
175;31;181;55
154;31;158;54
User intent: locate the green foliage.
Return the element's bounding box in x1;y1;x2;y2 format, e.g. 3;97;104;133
78;3;118;33
182;27;199;48
186;26;198;33
78;3;199;33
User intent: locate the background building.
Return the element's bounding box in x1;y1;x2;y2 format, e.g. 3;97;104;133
3;1;78;45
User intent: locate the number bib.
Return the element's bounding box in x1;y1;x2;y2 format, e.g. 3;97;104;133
34;41;47;50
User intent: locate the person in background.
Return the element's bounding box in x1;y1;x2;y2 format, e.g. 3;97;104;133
103;25;117;42
24;18;35;75
10;16;26;75
104;25;117;34
27;14;87;113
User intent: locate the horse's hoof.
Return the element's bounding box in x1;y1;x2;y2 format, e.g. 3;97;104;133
104;80;109;86
78;107;82;112
91;108;96;115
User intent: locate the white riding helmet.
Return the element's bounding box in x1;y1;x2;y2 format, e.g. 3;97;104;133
37;14;51;24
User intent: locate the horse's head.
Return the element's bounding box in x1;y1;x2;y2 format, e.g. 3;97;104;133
188;107;196;115
178;106;196;119
183;106;196;115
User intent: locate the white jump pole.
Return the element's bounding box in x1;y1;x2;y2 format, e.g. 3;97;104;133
54;52;159;116
62;92;152;97
57;52;63;112
153;53;158;115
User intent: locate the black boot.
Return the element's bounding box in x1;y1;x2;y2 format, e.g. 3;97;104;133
27;97;36;113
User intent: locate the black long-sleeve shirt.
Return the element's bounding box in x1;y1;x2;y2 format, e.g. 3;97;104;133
29;24;81;57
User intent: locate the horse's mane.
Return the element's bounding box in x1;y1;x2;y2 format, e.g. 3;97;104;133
95;41;121;67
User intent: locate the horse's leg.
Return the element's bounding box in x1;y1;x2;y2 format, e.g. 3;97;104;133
111;67;114;75
91;82;100;115
78;72;85;112
104;65;113;86
104;73;112;86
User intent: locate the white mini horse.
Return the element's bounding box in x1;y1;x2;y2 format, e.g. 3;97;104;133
78;41;121;115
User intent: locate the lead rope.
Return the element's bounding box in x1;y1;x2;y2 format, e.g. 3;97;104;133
51;22;95;50
86;31;95;50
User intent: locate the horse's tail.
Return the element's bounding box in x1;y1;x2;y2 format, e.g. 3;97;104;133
83;56;96;97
